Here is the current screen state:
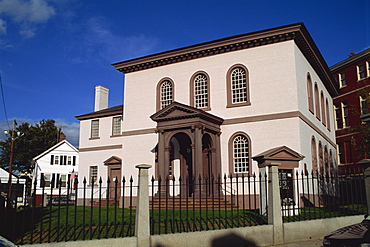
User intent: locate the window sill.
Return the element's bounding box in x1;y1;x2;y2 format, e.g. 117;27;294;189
89;137;100;140
110;134;122;138
226;102;251;108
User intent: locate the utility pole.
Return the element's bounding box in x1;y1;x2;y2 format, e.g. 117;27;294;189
7;120;16;200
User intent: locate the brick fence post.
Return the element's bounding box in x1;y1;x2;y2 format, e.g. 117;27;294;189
135;164;152;247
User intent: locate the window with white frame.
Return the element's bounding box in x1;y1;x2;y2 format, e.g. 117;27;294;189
54;155;59;165
44;173;51;187
91;120;99;138
112;116;122;136
367;60;370;78
89;166;98;184
61;174;66;187
194;73;209;108
339;72;346;88
341;101;349;128
360;94;369;115
67;156;72;165
358;64;366;80
160;80;173;109
334;104;343;130
232;134;250;173
231;67;247;104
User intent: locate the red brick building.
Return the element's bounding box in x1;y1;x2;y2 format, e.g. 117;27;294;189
331;48;370;170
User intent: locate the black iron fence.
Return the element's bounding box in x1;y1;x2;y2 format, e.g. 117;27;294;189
281;168;366;222
149;173;268;235
0;176;137;245
0;168;367;245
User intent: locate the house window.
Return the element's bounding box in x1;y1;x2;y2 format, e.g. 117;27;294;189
360;95;369;115
367;60;370;78
229;133;251;174
321;91;326;126
358;64;366;80
337;143;344;164
158;79;173;110
112;116;122;136
43;173;51;187
341;101;349;128
334;104;342;129
91;120;99;138
227;65;250;107
54;155;59;165
67;156;72;165
339;72;346;88
191;73;209;109
61;174;66;187
307;73;314;113
89;166;98;184
314;83;320;120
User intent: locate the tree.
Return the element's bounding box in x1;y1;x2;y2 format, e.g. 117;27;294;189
0;119;64;173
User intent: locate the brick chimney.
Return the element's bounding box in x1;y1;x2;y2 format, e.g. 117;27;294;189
59;133;66;142
94;85;109;112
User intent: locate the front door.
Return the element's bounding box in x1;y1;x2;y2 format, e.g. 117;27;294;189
108;165;121;200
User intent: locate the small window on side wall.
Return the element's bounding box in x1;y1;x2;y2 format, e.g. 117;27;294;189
226;65;250;108
89;166;98;184
91;120;99;138
112;116;122;136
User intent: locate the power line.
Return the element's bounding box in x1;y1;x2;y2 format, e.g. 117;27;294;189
0;75;10;130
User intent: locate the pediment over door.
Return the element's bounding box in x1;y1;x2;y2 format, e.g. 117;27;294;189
150;102;224;132
252;146;304;169
104;156;122;165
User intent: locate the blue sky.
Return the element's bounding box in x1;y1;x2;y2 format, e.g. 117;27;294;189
0;0;369;147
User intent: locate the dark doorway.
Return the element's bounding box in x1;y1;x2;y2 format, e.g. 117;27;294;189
172;132;193;196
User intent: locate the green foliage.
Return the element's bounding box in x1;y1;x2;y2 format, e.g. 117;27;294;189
0;119;63;173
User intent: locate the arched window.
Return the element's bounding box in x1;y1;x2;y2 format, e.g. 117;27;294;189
321;91;326;126
329;150;334;179
326;99;331;131
227;65;250;108
311;136;318;173
228;132;251;174
324;146;329;180
157;78;174;110
307;73;314;113
190;72;210;110
318;141;323;176
314;83;320;120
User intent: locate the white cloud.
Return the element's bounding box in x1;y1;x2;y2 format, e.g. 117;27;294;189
70;16;159;64
0;0;56;38
0;19;6;35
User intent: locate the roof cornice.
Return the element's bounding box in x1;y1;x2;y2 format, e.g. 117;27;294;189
76;105;123;120
330;48;370;72
112;23;338;97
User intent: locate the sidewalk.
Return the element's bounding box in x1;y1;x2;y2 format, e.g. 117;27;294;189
270;238;323;246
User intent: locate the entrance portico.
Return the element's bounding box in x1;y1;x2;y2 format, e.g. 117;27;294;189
150;102;224;196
